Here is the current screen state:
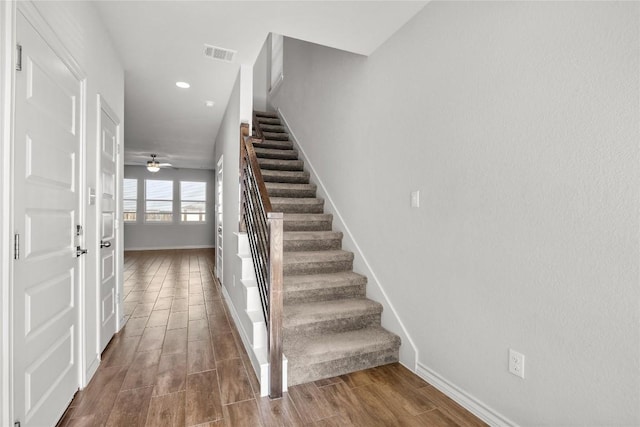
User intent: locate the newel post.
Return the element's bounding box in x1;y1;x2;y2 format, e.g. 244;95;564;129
267;211;284;398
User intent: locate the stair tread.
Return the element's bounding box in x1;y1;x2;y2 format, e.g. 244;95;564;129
283;213;332;220
284;271;366;286
272;197;323;204
284;298;382;325
284;250;353;264
263;131;289;140
253;140;293;150
254;147;298;160
266;182;316;191
283;231;342;241
254;110;278;118
261;169;310;184
258;158;304;171
272;197;325;213
256;118;281;126
259;125;285;132
284;326;399;360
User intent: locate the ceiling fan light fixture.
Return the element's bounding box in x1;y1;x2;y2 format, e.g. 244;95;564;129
147;154;161;172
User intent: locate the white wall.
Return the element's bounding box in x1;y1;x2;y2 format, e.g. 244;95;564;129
123;166;216;250
253;36;269;113
270;2;640;425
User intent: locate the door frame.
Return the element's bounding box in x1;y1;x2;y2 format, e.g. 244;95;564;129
3;2;88;424
95;94;122;356
0;2;16;426
215;156;223;283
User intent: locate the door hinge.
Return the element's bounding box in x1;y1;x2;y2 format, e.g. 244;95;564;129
16;44;22;72
14;233;19;260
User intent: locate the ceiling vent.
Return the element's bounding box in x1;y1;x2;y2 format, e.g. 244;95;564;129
204;44;236;63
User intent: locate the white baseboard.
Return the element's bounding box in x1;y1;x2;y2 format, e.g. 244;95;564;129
277;108;418;370
124;245;215;251
84;356;101;388
416;362;518;427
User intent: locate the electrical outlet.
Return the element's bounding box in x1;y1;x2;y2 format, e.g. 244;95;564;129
509;349;525;379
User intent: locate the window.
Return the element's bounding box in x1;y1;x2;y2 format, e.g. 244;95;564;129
180;181;206;222
123;178;137;222
145;179;173;222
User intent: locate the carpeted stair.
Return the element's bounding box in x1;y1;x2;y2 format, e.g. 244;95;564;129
253;110;400;386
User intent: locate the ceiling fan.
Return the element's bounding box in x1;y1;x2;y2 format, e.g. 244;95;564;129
146;154;173;173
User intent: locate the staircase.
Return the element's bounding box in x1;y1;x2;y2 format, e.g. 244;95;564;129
252;111;401;386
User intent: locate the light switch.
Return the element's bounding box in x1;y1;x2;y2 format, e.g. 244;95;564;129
411;190;420;208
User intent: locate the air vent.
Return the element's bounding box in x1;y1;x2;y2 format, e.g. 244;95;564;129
204;44;236;63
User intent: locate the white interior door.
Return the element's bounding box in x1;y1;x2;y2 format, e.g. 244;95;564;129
215;157;223;282
98;101;119;352
12;12;82;426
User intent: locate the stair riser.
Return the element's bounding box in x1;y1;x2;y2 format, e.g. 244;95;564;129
283;220;332;231
284;239;341;252
272;203;324;214
255;150;298;160
287;349;399;387
284;260;353;275
267;188;317;198
284;313;381;343
284;284;366;304
258;160;304;171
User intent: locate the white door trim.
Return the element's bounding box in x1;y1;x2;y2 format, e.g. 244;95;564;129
216;156;223;283
1;2;16;426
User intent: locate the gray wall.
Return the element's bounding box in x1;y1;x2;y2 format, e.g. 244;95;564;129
123;166;216;250
270;2;640;425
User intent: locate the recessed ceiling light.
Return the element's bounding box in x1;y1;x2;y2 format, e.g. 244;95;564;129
205;100;215;107
176;81;190;89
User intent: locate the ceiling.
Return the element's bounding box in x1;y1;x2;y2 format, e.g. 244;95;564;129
95;1;428;170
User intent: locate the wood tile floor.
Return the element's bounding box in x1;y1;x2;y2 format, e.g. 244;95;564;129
57;249;487;427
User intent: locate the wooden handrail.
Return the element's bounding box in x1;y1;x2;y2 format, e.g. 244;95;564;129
244;136;272;213
252;111;264;140
239;121;284;399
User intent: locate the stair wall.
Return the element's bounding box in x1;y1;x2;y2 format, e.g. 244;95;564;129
276;108;418;370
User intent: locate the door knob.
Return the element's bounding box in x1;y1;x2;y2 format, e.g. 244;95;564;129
76;246;88;257
100;240;111;248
